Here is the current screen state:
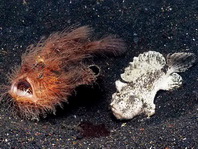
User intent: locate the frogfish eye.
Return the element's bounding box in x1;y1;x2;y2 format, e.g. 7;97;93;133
88;65;100;76
17;79;33;94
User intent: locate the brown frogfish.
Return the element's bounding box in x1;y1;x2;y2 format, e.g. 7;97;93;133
4;26;126;120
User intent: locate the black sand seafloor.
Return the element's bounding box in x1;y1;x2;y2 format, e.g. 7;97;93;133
0;0;197;148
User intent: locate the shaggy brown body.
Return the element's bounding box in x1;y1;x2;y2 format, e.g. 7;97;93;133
6;26;126;120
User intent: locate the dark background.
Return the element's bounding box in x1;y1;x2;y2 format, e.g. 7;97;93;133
0;0;197;148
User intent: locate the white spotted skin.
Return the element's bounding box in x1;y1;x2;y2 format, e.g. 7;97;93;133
111;73;161;120
110;51;195;120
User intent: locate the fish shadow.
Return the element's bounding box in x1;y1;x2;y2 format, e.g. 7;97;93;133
44;80;105;121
